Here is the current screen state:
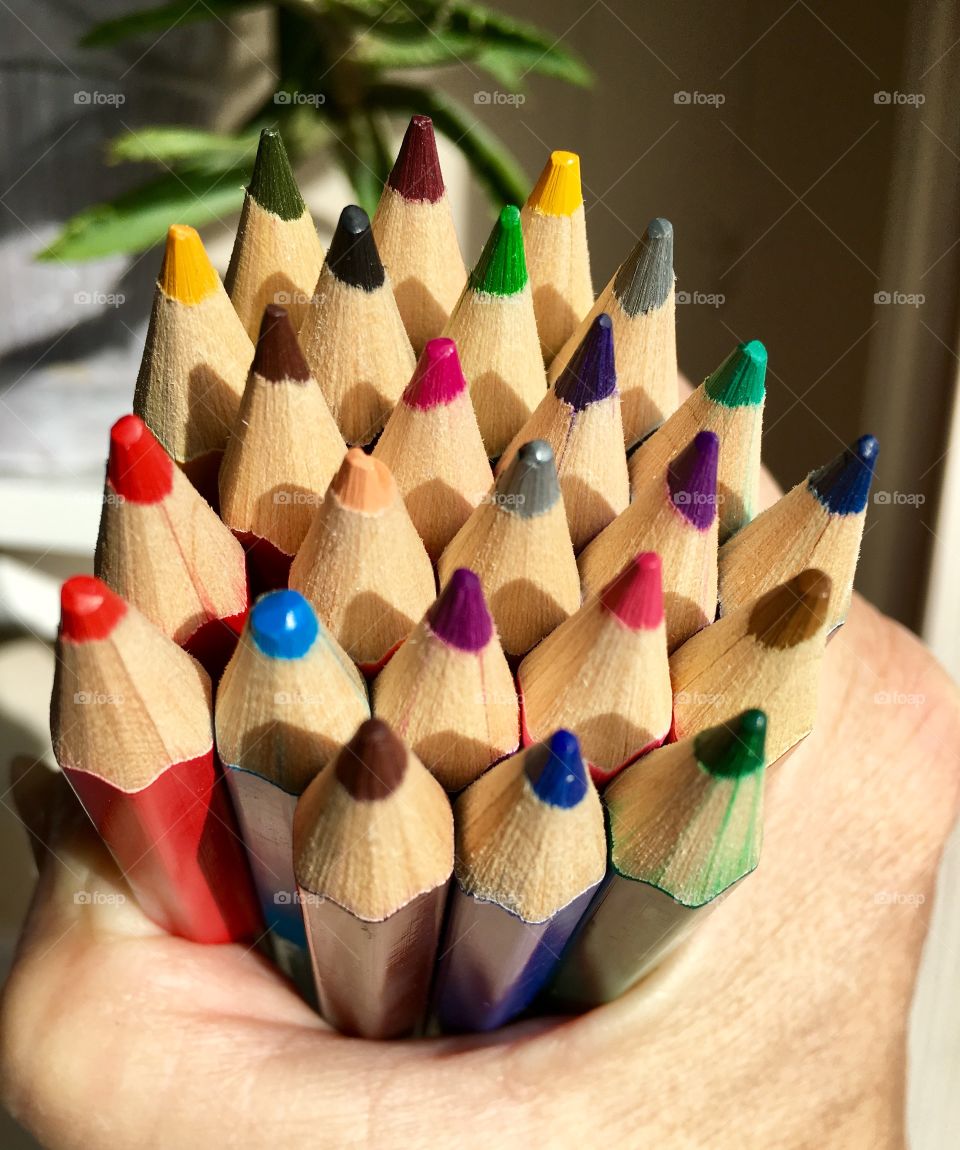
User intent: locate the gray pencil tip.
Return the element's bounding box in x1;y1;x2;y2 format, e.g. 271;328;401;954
614;218;674;317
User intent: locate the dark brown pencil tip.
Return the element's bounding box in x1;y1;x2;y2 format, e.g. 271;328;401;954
335;718;407;801
749;569;832;649
252;304;311;383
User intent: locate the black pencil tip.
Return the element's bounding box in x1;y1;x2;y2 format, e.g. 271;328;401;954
325;205;385;291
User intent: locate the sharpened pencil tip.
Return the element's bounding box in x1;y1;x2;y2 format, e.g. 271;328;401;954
325;205;385;291
614;218;674;316
703;340;767;408
495;439;561;517
749;568;832;649
252;305;311;383
60;575;127;643
694;709;767;778
159;225;219;305
469;204;527;296
249;589;319;660
331;448;395;513
387;115;444;203
335;718;407;800
668;431;719;530
808;434;879;515
403;338;467;409
554;313;616;410
526;729;589;808
428;569;494;652
601;552;664;630
108;414;174;503
526;150;583;216
247;127;306;221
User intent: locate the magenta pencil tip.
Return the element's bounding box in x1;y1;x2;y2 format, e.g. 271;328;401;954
428;569;494;652
600;552;664;630
403;338;467;409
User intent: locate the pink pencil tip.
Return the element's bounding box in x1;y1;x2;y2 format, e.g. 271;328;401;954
600;552;664;630
403;338;467;409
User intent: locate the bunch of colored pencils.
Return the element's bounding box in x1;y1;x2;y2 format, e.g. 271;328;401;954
51;116;880;1039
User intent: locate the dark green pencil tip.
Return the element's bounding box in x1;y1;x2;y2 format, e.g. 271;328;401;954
469;205;528;297
247;128;306;221
703;339;767;408
694;709;767;778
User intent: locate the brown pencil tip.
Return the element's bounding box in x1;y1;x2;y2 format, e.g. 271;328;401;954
251;304;311;383
331;447;395;512
748;569;832;649
335;718;408;800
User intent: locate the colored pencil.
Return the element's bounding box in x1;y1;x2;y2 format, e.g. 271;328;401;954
293;719;453;1039
298;204;415;447
579;430;720;651
225;127;324;340
50;575;261;943
94;414;248;681
670;568;831;763
431;729;605;1032
628;339;767;542
371;115;466;354
289;448;436;673
442;204;546;458
217;589;369;983
550;218;677;449
438;439;581;658
372;337;492;563
520;150;594;362
517;552;671;785
219;304;346;592
719;434;879;629
373;568;519;791
552;709;767;1007
497;312;629;551
133;224;253;505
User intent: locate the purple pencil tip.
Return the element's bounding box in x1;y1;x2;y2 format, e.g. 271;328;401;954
668;430;719;530
403;338;467;410
553;313;616;411
427;568;493;651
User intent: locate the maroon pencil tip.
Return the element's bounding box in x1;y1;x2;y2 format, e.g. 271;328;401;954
252;304;311;383
600;552;664;630
335;719;407;801
403;338;467;409
667;431;719;530
387;115;444;203
427;569;494;651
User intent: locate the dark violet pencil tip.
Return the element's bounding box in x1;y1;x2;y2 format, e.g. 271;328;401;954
525;729;589;808
403;338;467;409
325;204;385;291
335;718;407;801
387;114;444;203
614;218;674;317
668;431;719;530
427;569;493;652
250;589;319;660
553;313;616;411
247;127;306;221
495;440;561;517
252;304;311;383
807;434;879;515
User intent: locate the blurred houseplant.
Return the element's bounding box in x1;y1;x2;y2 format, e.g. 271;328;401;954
43;0;591;262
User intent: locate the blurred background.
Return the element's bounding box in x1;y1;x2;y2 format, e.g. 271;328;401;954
1;1;958;1146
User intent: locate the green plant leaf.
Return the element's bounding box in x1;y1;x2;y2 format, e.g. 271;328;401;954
39;169;248;262
81;0;253;48
107;126;262;172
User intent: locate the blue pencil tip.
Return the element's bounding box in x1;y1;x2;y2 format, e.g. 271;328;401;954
807;434;879;515
525;729;589;808
553;313;616;411
249;589;319;659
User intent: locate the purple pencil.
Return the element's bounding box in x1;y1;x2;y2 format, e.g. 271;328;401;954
432;730;606;1033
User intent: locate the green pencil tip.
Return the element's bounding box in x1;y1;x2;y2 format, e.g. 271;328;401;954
469;204;528;296
694;709;767;778
703;339;767;407
247;127;306;221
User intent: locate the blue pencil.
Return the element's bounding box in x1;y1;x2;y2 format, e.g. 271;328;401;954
216;589;369;985
432;729;606;1032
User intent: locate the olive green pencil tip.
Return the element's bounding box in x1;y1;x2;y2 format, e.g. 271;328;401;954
694;709;767;778
703;339;767;407
469;204;528;297
247;127;306;221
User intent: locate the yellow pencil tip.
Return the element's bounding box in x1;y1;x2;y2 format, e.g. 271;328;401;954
527;150;583;216
160;224;219;305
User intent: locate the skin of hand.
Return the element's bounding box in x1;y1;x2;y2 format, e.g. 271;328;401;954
2;422;959;1150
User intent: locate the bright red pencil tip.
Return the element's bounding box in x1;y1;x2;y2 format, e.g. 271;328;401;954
601;551;664;630
403;338;466;409
108;415;174;503
60;575;127;643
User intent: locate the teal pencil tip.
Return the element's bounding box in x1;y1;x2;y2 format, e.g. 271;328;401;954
703;339;767;408
469;205;528;297
247;127;306;221
694;709;767;778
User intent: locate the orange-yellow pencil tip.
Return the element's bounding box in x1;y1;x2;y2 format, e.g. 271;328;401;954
526;151;583;216
160;224;219;305
331;447;395;513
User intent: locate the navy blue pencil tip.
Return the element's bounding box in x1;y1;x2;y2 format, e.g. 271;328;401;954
808;434;879;515
526;729;589;808
553;313;616;411
250;589;319;659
